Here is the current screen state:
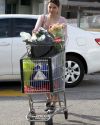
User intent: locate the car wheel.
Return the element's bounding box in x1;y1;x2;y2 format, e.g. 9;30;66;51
65;55;85;88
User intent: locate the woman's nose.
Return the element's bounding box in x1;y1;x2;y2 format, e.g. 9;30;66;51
50;8;53;12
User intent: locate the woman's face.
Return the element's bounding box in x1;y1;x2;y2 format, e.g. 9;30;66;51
48;2;59;16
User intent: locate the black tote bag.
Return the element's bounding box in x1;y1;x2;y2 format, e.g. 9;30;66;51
30;33;58;58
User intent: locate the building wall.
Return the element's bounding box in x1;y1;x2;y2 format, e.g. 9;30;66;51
0;0;5;14
39;3;44;14
60;0;68;5
16;0;31;14
32;0;39;15
0;0;100;16
31;0;45;15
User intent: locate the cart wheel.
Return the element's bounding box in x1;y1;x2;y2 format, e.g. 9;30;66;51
64;110;68;119
30;121;35;125
29;115;35;125
45;118;53;125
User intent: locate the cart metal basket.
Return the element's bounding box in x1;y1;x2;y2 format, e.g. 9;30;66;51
20;51;65;94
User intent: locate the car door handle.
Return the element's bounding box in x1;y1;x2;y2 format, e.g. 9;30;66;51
0;42;10;46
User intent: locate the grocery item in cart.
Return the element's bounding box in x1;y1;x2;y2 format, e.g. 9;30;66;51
22;59;50;93
31;28;59;58
20;27;64;58
30;63;49;89
20;52;65;93
23;58;35;86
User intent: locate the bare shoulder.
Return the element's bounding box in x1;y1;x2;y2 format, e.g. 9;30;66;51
39;14;44;18
37;14;45;22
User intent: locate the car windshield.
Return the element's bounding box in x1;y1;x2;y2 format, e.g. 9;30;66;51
80;11;100;32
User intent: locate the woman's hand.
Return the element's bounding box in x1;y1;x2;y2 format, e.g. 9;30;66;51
31;32;37;41
32;30;36;35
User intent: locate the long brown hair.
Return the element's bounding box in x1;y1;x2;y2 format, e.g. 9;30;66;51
48;0;60;7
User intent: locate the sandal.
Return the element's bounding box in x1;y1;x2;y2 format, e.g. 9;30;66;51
47;104;56;114
44;100;51;111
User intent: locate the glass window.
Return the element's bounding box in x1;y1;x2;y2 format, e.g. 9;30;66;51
6;4;16;14
13;18;37;37
0;19;10;38
21;0;31;5
80;12;100;32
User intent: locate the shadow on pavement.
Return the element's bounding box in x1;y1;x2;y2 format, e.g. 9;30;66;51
69;112;100;122
66;78;100;100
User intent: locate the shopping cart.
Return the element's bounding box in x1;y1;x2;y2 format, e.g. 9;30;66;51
20;30;68;125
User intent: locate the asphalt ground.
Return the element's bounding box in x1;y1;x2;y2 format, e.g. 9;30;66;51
0;74;100;125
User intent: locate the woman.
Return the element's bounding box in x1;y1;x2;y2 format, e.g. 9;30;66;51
32;0;67;113
33;0;67;38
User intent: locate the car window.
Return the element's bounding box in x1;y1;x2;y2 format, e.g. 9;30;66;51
13;18;37;37
0;19;11;38
79;12;100;32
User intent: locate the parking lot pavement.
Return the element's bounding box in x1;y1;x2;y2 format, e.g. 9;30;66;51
0;96;100;125
0;74;100;125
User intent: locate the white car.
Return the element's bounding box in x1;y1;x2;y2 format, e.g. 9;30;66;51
66;24;100;87
0;14;38;81
0;14;100;87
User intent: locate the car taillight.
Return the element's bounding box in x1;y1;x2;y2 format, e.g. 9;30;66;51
95;38;100;45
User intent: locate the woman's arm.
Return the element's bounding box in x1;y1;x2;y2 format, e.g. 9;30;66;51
32;15;44;33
